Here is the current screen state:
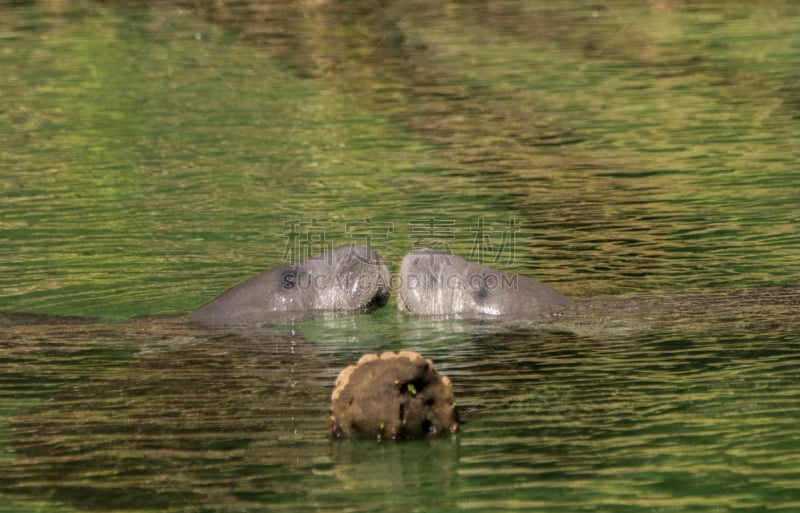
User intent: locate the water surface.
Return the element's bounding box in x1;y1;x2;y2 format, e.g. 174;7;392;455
1;1;799;512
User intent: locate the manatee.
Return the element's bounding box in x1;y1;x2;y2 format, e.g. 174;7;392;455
397;249;568;318
188;244;391;326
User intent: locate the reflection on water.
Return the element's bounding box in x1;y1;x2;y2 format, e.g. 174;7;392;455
2;288;799;512
1;1;799;512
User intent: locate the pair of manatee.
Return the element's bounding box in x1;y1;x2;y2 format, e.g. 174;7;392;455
188;244;568;325
188;244;568;441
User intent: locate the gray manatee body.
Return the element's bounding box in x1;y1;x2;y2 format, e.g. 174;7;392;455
397;249;569;318
189;244;391;326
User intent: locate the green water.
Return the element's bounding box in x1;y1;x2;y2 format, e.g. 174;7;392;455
1;1;799;512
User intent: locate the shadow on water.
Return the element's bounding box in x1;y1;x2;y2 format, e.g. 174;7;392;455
1;284;798;511
1;317;330;510
1;313;468;511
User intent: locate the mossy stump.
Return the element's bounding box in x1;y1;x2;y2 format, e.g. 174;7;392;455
329;350;458;441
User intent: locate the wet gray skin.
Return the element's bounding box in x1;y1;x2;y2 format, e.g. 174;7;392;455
188;244;391;326
397;249;569;318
